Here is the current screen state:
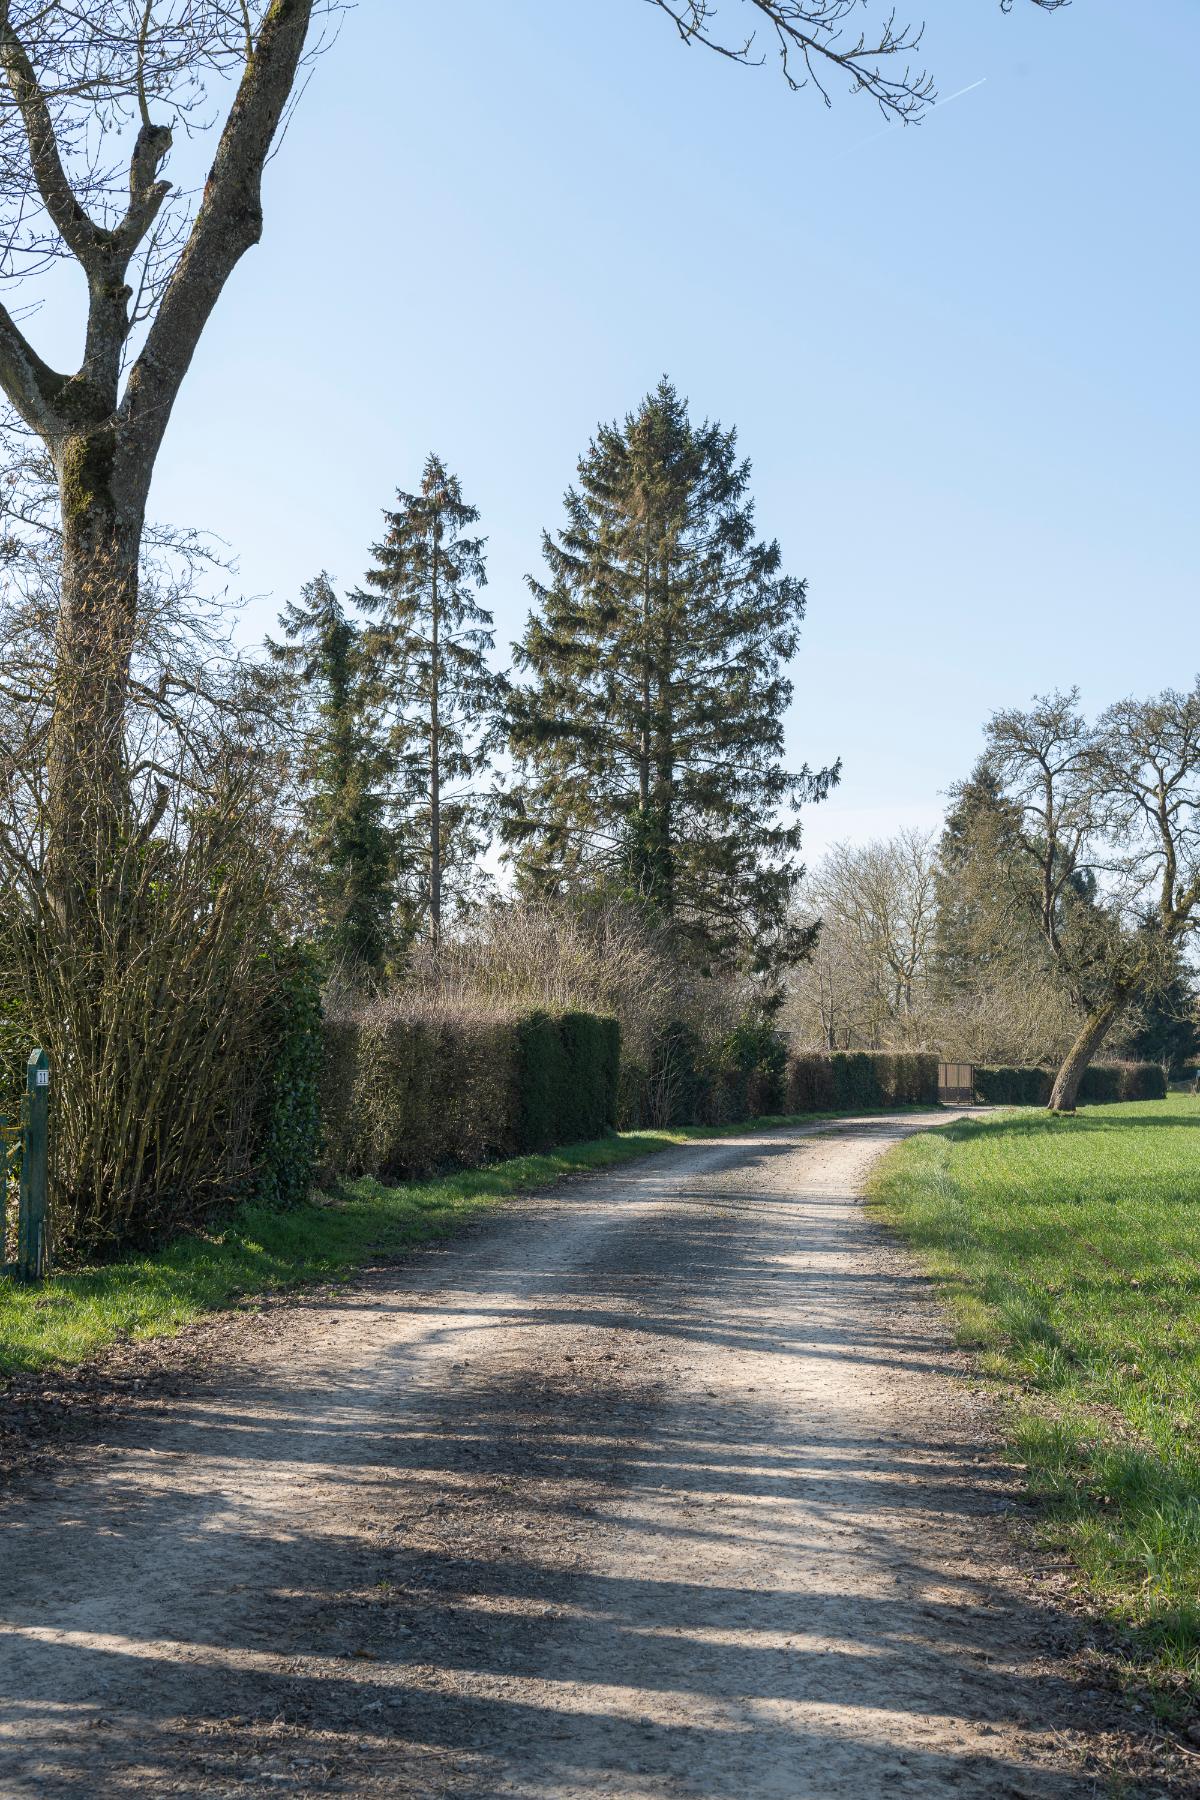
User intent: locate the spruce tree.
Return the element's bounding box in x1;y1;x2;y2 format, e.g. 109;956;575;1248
359;457;506;941
931;759;1028;998
267;573;394;973
504;379;836;973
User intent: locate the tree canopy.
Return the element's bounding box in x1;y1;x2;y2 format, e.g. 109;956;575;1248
504;378;836;974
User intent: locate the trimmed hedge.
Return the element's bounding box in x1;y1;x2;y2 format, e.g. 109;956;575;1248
786;1051;939;1113
517;1010;620;1151
1080;1062;1167;1103
618;1035;939;1129
253;942;324;1210
972;1061;1167;1106
972;1065;1051;1106
321;1002;620;1182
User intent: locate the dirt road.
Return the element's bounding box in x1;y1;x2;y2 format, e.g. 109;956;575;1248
0;1116;1121;1796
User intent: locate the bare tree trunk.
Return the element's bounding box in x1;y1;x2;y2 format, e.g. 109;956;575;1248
0;0;314;923
45;432;146;927
1048;999;1120;1113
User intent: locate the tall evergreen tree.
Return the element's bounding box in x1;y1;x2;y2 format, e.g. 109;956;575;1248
504;379;836;973
267;574;394;973
359;457;506;941
931;759;1029;998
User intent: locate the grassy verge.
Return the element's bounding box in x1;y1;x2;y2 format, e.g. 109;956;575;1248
0;1108;874;1378
868;1096;1200;1703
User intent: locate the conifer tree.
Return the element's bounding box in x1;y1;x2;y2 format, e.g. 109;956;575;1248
359;458;506;941
931;759;1028;998
504;379;836;973
267;573;394;973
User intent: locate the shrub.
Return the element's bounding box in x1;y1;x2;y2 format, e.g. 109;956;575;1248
1079;1061;1167;1103
640;1020;707;1128
719;1019;787;1115
6;782;295;1255
514;1011;568;1152
972;1062;1166;1106
321;999;620;1178
515;1010;620;1150
253;943;325;1211
828;1051;882;1109
783;1050;936;1113
972;1066;1052;1105
785;1054;836;1113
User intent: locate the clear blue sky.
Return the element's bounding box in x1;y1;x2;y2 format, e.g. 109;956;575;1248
122;1;1198;861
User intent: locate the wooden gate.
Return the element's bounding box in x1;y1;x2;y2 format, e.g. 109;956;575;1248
937;1062;975;1105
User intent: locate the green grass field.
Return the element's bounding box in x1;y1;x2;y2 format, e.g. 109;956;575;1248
0;1109;840;1378
869;1095;1200;1700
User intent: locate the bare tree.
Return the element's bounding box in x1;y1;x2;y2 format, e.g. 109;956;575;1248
982;686;1200;1112
786;830;938;1049
646;1;1068;119
0;2;332;922
0;0;1069;931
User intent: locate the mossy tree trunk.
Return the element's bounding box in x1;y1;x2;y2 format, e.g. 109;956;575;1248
45;426;147;925
1047;998;1120;1114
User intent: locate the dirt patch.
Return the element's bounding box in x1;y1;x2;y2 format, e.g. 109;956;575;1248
0;1117;1186;1795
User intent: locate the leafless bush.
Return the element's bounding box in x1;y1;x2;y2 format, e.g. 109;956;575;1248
397;898;716;1066
0;465;296;1252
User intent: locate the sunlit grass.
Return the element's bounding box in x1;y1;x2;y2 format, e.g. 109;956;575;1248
868;1095;1200;1697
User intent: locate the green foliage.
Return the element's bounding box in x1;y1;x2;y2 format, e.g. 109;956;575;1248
701;1018;788;1123
972;1065;1052;1105
621;1033;935;1128
785;1050;937;1111
515;1010;621;1151
559;1012;619;1141
253;944;324;1211
972;1062;1166;1105
324;1004;518;1181
1128;961;1200;1077
1079;1062;1168;1103
869;1097;1200;1693
931;757;1032;1000
514;1011;569;1152
504;377;836;975
784;1053;836;1113
267;573;395;972
323;1001;620;1177
358;455;506;937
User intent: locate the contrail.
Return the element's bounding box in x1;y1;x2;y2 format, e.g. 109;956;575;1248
938;76;989;110
839;76;988;158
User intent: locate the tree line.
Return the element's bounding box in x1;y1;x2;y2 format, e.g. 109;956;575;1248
786;693;1200;1112
0;0;1076;1245
272;379;835;983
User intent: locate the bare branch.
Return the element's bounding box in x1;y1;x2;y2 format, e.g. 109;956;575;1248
119;0;315;471
645;0;1070;120
0;2;103;265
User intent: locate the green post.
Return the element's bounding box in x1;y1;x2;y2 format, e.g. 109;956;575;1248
17;1049;49;1280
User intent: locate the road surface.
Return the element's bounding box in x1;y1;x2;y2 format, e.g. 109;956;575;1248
0;1115;1109;1796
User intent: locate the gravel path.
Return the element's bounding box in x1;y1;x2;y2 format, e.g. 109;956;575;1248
0;1115;1123;1796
